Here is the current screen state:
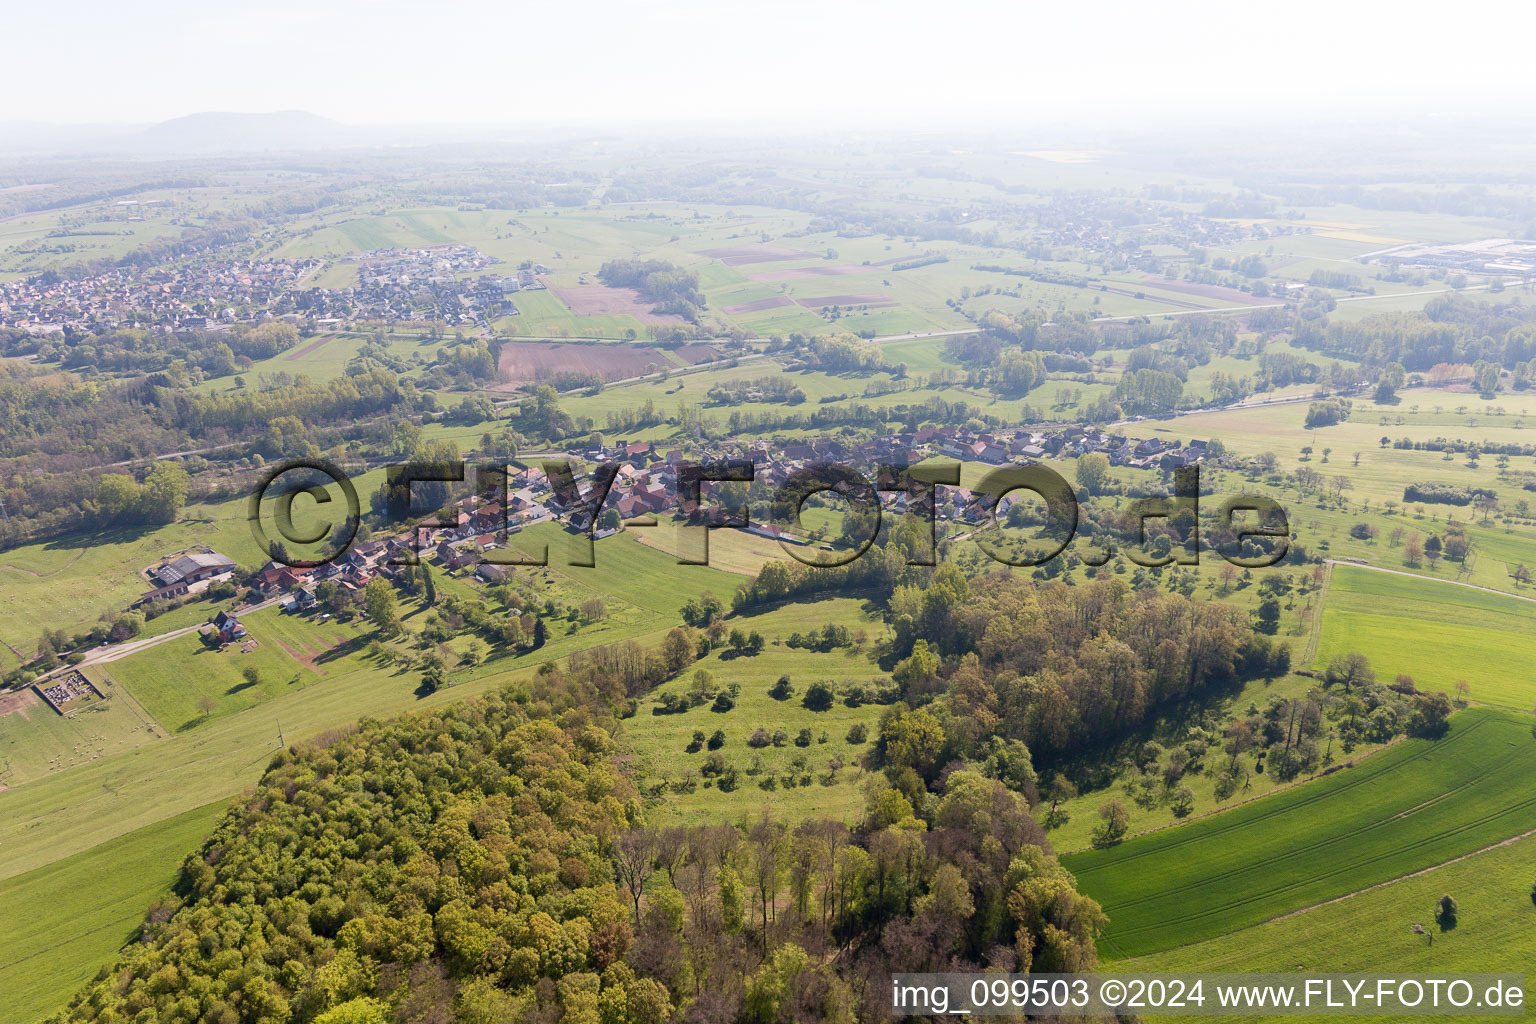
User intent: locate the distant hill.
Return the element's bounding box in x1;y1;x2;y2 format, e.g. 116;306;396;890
118;110;359;154
0;121;138;155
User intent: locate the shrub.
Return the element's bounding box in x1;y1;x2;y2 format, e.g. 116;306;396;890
707;729;726;750
685;730;704;753
711;692;735;712
794;728;813;747
747;727;771;748
1403;483;1495;506
802;681;835;712
771;728;789;747
768;675;794;700
701;753;727;777
1304;398;1351;429
846;722;868;744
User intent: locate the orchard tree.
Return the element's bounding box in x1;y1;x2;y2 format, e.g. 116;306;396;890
1075;453;1111;496
363;578;400;635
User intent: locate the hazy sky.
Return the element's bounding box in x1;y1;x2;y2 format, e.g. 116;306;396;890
8;0;1536;126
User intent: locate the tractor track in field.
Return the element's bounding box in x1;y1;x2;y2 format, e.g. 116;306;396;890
1272;828;1536;921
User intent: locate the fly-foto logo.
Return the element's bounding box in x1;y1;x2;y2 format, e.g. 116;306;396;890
249;459;1291;571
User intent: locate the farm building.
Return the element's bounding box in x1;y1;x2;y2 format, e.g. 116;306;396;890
139;550;237;602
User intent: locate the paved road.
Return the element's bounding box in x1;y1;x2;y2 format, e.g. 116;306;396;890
103;442;243;468
67;594;287;670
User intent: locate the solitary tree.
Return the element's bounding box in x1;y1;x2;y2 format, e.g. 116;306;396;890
1325;651;1375;690
1435;894;1458;931
1076;453;1111;496
1044;773;1077;830
1092;800;1131;848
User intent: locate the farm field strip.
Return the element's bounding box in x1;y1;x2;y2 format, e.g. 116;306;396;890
1118;835;1536;1023
1315;566;1536;709
1064;709;1536;959
0;801;227;1024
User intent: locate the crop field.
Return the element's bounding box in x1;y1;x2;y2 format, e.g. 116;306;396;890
1064;708;1536;958
0;801;227;1024
545;282;685;324
627;596;888;826
1315;566;1536;709
495;340;689;386
627;521;794;577
496;288;652;339
17;124;1536;1024
1121;835;1536;1022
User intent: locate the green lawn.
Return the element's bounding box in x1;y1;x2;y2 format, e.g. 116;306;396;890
1316;566;1536;710
1120;834;1536;1023
0;801;227;1024
1064;708;1536;959
105;606;363;732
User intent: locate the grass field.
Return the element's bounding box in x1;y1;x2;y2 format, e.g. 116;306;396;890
1141;386;1536;507
628;596;888;826
0;464;397;674
0;669;162;785
0;526;735;876
1316;566;1536;710
0;526;742;1021
1064;708;1536;959
1121;834;1536;1023
104;606;363;732
0;801;228;1024
1036;671;1367;854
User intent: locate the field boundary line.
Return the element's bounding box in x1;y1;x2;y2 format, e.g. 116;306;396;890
1270;828;1536;922
1303;560;1333;667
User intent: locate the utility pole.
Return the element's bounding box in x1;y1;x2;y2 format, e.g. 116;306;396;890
276;716;284;748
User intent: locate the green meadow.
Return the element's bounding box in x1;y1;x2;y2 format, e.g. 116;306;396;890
1316;566;1536;710
0;802;227;1024
1065;708;1536;959
1122;834;1536;1023
1142;386;1536;507
105;606;360;733
628;596;889;827
0;527;740;879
